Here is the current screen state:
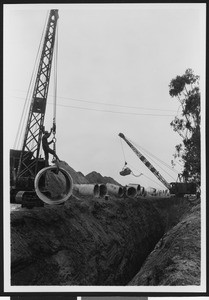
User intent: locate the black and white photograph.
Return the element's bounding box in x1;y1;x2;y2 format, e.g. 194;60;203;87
3;3;206;294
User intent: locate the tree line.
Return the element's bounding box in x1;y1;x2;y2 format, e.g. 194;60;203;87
169;68;200;186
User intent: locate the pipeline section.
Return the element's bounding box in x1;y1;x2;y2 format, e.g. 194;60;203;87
128;184;141;196
73;184;100;197
106;183;124;197
34;166;73;205
125;186;137;198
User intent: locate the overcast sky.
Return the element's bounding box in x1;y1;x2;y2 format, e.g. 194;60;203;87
4;3;206;190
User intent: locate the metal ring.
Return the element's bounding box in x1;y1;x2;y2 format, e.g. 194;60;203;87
34;166;73;205
52;137;57;143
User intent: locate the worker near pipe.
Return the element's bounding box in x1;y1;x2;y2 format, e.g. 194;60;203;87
41;125;60;166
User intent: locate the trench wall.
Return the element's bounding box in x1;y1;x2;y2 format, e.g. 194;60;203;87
11;195;169;285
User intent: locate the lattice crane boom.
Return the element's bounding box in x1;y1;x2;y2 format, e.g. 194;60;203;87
17;9;59;179
119;133;171;190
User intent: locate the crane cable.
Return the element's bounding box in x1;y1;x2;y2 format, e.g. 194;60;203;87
130;171;143;177
119;137;144;177
13;12;49;150
133;139;179;174
119;137;126;164
52;19;59;157
127;161;166;189
129;137;177;181
119;135;177;182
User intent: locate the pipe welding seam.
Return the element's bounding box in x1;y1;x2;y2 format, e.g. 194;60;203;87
34;166;73;205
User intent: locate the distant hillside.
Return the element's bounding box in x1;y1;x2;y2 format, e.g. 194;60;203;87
85;171;121;186
58;161;89;184
58;161;120;186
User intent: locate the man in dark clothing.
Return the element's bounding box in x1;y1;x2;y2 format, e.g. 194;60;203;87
42;128;59;166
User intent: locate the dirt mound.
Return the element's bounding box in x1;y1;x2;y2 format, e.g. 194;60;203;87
86;171;121;185
57;161;89;184
57;162;120;186
128;201;201;285
11;196;166;285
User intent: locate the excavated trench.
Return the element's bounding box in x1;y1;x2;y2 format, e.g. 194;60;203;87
11;192;199;286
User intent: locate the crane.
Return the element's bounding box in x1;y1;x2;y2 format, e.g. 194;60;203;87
118;133;196;196
10;10;73;207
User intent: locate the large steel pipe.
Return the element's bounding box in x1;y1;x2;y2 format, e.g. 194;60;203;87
34;166;73;205
125;186;137;198
99;184;107;197
128;184;141;196
73;184;100;197
106;183;124;197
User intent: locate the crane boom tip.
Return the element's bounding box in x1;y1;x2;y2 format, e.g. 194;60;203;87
119;133;125;139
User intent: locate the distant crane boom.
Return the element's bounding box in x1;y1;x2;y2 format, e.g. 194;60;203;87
118;133;171;190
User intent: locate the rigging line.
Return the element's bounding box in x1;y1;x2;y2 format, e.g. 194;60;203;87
142;174;166;190
53;20;59;126
137;147;177;181
130;138;179;174
14;20;46;149
131;171;143;177
14;80;33;149
139;144;179;175
127;138;177;181
136;143;178;176
127;162;142;172
119;138;126;163
14;11;49;149
127;160;171;184
125;161;144;177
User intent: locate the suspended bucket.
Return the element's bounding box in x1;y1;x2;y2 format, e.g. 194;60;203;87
106;183;124;197
119;167;132;176
34;166;73;205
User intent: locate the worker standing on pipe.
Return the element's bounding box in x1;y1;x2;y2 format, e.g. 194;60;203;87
42;128;60;166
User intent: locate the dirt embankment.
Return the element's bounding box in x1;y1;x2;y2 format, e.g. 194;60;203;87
128;199;201;285
11;195;167;285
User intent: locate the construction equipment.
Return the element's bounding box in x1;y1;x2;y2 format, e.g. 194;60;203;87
118;133;196;196
120;162;143;177
10;10;72;207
